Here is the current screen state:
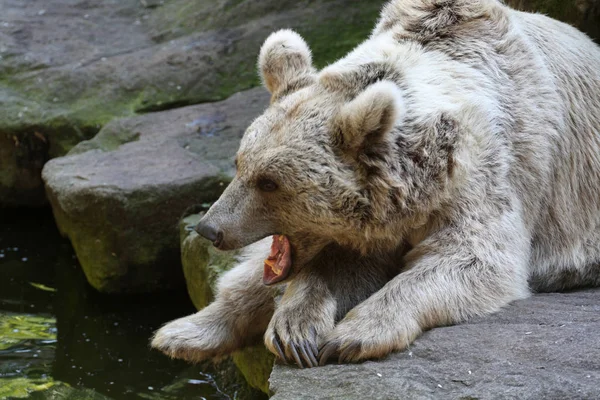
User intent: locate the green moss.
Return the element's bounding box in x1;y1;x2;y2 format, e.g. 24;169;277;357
47;174;231;293
180;214;240;309
0;379;110;400
232;346;275;394
213;63;261;103
0;77;131;129
149;0;386;80
144;0;384;105
181;233;213;309
0;378;58;399
0;313;61;399
46;188;183;294
0;314;56;351
299;3;385;68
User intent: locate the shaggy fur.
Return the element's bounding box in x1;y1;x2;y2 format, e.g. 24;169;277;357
152;0;600;367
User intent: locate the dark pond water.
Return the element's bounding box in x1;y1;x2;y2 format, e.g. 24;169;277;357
0;209;257;400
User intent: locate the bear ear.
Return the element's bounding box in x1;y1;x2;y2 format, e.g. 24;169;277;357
333;80;404;152
258;29;315;100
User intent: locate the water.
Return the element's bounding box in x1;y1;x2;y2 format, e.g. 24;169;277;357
0;209;261;400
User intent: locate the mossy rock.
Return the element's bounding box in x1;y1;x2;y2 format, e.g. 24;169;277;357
42;88;269;293
1;0;386;206
179;214;275;394
233;346;276;395
180;214;237;310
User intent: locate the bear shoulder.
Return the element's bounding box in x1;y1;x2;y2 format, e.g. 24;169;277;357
374;0;505;36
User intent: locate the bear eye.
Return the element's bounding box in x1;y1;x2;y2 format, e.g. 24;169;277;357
257;178;278;192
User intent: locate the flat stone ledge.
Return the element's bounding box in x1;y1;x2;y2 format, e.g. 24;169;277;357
269;289;600;400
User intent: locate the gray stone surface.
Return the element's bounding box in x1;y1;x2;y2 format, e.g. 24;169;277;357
0;0;387;206
42;88;269;293
269;289;600;400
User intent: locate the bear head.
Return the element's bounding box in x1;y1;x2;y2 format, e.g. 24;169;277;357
195;29;455;283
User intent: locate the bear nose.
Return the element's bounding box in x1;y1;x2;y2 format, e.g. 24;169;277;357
194;222;223;248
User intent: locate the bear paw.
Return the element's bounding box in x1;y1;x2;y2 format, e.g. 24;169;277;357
319;304;422;365
151;306;236;363
264;299;336;368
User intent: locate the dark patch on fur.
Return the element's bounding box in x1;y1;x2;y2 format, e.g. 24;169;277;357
321;62;404;97
273;74;315;102
531;263;600;293
383;0;493;40
331;124;346;149
436;115;458;177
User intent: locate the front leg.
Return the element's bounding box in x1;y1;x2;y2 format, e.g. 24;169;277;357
265;244;403;368
320;210;531;364
151;238;275;362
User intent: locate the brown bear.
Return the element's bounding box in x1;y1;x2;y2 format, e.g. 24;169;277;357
152;0;600;368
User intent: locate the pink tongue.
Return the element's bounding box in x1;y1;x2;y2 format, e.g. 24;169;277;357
263;235;292;285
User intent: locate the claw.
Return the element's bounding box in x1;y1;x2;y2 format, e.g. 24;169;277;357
297;342;313;368
289;342;304;368
318;341;339;366
309;328;319;355
300;341;318;368
311;341;319;358
272;335;287;364
306;341;319;367
338;341;361;364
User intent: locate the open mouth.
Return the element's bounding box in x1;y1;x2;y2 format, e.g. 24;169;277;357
263;235;292;285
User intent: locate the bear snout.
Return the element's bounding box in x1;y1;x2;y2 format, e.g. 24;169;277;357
194;221;224;249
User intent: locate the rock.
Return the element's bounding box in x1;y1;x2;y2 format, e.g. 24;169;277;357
180;214;275;394
0;0;387;206
233;345;276;395
506;0;600;41
269;289;600;400
42;88;269;293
